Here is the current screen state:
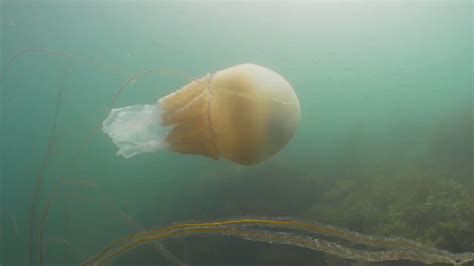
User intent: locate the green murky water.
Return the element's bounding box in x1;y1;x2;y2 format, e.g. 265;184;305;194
1;1;472;265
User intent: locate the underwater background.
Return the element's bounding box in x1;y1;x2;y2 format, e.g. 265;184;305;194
0;1;472;265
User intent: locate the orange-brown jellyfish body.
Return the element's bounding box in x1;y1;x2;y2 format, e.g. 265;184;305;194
103;63;301;165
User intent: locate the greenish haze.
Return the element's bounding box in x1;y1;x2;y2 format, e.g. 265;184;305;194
1;1;472;265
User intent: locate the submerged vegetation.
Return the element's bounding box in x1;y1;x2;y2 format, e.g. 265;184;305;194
134;108;472;265
84;218;474;266
1;45;472;266
305;110;473;254
307;173;474;253
1;1;471;264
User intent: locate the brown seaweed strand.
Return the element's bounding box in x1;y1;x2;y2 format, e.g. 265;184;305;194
39;69;195;266
39;200;52;266
27;62;69;266
83;219;474;266
97;192;188;266
0;48;127;84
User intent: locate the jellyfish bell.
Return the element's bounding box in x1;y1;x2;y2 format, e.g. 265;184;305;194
102;63;301;165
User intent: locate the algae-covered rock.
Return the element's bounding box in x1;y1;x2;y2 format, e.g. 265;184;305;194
306;174;474;253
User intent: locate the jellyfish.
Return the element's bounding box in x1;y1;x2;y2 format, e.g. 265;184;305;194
102;63;301;165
